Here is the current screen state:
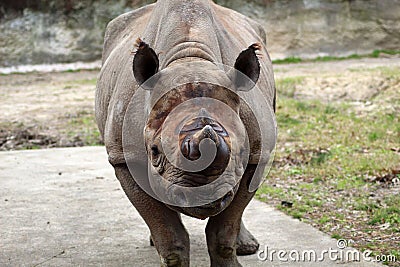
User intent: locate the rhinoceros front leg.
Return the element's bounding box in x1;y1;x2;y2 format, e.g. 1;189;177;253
205;164;258;267
114;164;190;267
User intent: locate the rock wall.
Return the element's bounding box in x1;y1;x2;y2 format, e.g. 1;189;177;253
0;0;399;66
0;0;150;66
235;0;400;59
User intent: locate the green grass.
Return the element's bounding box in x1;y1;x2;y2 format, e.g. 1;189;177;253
275;97;399;150
275;76;305;97
376;66;400;79
273;50;400;64
63;69;82;73
331;233;344;240
349;66;400;81
272;56;303;64
66;112;102;146
371;49;400;57
258;77;400;265
318;216;331;224
368;196;400;226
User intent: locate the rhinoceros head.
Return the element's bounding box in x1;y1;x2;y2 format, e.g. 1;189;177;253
132;40;261;219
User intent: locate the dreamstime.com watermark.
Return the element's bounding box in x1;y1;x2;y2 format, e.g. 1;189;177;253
257;239;397;263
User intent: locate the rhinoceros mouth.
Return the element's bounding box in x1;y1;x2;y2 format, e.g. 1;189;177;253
161;171;238;206
168;188;236;219
169;173;220;187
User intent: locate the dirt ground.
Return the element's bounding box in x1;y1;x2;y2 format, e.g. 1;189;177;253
1;57;399;150
275;58;400;109
0;70;100;150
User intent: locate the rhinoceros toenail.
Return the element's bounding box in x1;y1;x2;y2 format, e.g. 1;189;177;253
162;253;181;267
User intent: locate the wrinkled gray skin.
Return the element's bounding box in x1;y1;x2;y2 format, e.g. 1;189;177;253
95;0;275;266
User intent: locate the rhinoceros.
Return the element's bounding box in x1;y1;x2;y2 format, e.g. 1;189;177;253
95;0;276;266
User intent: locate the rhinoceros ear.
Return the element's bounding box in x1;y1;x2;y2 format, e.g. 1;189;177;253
132;38;159;86
232;43;261;91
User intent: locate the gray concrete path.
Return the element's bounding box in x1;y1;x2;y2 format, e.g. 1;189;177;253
0;147;381;266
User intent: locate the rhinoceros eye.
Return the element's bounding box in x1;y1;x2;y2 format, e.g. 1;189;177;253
150;145;160;157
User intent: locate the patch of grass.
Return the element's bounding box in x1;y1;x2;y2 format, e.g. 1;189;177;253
368;195;400;226
20;144;42;150
371;49;400;57
368;131;382;142
324;105;338;114
275;97;399;150
279;206;304;220
290;211;303;220
354;200;379;212
331;233;343;239
63;69;81;73
65;112;102;146
314;54;363;62
273;57;303;64
258;92;400;266
376;66;400;79
385;250;399;265
310;150;331;165
318;216;330;224
273;50;400;65
305;199;323;207
277;114;301;127
369;209;400;226
287;167;303;175
275;76;305;97
256;185;285;200
349;66;400;84
297;204;312;213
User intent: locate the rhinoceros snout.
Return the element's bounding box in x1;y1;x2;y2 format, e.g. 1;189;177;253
180;123;230;176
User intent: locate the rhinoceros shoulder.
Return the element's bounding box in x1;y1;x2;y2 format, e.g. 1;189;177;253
102;4;156;62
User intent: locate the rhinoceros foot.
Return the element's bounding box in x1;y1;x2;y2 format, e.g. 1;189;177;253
236;222;259;255
152;226;259;256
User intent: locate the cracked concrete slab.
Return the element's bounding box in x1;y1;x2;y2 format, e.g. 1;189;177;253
0;147;382;266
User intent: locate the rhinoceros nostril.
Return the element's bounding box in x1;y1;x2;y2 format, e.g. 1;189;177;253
181;137;201;161
181;125;220;161
179;124;231;175
181;139;191;159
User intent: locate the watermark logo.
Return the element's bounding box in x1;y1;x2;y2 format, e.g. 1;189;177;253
257;239;397;263
336;239;350;249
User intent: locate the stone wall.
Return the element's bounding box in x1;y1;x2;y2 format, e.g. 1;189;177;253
0;0;399;66
235;0;400;59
